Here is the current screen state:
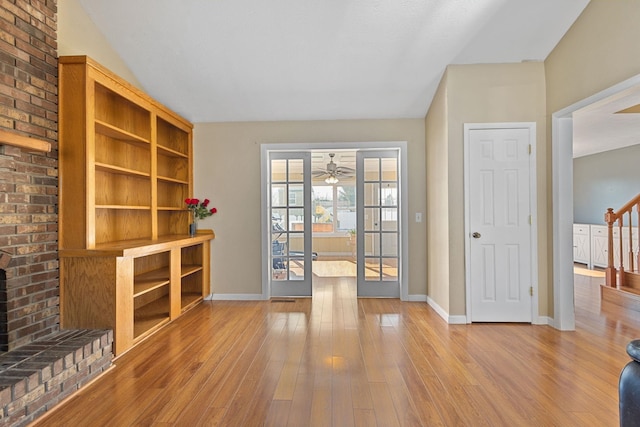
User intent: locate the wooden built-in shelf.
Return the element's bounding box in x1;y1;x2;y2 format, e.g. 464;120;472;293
95;120;150;145
181;265;202;277
0;128;51;152
181;294;202;311
134;296;171;339
157;206;185;211
134;268;170;297
95;204;152;210
59;231;214;258
95;162;151;177
158;144;188;158
157;175;189;184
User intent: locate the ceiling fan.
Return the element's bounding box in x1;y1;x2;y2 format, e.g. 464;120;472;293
312;153;355;184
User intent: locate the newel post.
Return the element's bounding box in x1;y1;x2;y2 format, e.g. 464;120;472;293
605;208;617;288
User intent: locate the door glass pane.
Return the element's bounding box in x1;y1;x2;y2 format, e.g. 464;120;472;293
365;232;380;256
289;232;304;254
289;159;304;182
272;159;287;182
272;208;287;231
289;208;304;231
364;183;379;205
381;183;397;206
381;208;397;231
337;185;356;232
312;186;334;232
365;257;381;279
290;258;304;280
272;237;288;281
289;184;303;207
382;258;398;281
364;158;379;181
382;233;398;256
381;158;397;181
364;208;379;231
272;184;287;207
289;231;305;281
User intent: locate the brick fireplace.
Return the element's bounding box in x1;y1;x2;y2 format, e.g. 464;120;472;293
0;2;113;425
0;0;60;353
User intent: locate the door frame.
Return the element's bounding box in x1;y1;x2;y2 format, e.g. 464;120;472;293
463;122;539;323
260;141;409;300
551;72;640;331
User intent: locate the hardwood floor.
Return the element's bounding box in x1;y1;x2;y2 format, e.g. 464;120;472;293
34;268;638;426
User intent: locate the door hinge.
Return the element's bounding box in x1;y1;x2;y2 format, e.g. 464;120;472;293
530;286;533;296
528;144;532;154
529;215;532;225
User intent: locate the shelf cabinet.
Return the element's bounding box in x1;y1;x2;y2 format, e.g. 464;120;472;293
60;235;212;355
58;56;214;356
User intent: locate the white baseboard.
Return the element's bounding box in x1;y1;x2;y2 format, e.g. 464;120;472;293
407;294;427;302
448;315;468;324
535;316;555;327
426;296;468;324
206;293;265;301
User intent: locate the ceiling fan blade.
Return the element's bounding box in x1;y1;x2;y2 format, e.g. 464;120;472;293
335;166;355;173
336;166;356;176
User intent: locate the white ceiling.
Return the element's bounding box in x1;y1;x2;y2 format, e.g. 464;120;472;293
78;0;590;124
573;85;640;158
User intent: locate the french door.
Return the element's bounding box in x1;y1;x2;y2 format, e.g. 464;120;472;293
356;150;400;297
269;152;312;297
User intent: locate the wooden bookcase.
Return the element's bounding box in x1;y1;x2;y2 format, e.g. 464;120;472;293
58;56;214;356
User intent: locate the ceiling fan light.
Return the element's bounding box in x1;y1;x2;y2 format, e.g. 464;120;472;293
325;175;339;184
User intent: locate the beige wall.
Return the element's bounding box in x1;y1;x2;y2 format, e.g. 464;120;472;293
546;1;640;114
425;62;547;317
425;73;449;311
193;120;426;296
58;0;142;88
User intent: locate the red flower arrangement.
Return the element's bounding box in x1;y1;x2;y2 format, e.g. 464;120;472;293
185;198;217;222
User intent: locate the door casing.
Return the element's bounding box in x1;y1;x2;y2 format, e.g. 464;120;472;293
463;122;539;323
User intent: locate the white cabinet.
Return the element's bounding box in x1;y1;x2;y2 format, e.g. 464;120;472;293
590;225;612;268
573;224;591;267
574;223;638;271
589;224;632;269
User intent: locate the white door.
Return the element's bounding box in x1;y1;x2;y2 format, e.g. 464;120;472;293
269;152;312;297
356;150;400;297
468;127;532;322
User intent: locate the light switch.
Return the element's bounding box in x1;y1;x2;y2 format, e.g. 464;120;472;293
415;212;422;223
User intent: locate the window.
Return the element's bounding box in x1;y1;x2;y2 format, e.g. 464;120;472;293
312;184;356;233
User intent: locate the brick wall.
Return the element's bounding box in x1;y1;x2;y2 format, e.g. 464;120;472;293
0;329;112;427
0;0;59;351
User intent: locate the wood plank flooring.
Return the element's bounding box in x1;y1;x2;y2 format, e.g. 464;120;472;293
33;268;639;426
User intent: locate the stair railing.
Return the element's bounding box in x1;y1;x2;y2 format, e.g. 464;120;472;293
605;193;640;288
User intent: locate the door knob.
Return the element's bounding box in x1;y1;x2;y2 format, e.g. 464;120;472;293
472;232;481;239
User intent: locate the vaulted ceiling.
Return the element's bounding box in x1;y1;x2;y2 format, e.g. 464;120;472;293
78;0;590;123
